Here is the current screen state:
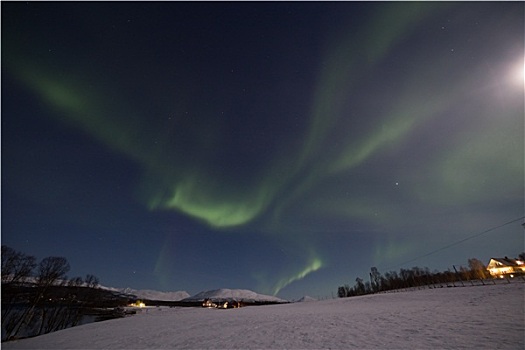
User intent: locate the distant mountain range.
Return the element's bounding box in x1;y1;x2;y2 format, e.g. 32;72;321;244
182;288;287;303
119;288;191;301
103;286;288;303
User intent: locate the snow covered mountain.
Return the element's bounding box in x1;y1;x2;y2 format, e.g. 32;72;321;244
296;295;317;302
100;285;284;303
98;285;190;301
183;288;287;303
120;288;190;301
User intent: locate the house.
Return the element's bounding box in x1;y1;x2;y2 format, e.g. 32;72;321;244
202;298;241;309
202;299;217;308
486;257;525;278
129;300;146;308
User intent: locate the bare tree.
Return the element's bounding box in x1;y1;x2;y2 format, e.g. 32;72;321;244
85;274;99;289
1;245;36;284
35;257;71;335
370;267;382;292
11;256;70;338
36;257;70;288
355;277;365;295
2;248;106;340
2;246;37;335
68;276;83;288
468;258;489;280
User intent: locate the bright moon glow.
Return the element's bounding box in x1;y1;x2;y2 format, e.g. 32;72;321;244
519;61;525;84
510;58;525;86
503;57;525;87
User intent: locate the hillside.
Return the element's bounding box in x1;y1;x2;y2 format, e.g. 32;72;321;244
182;288;287;303
4;282;523;349
296;295;317;302
120;288;190;301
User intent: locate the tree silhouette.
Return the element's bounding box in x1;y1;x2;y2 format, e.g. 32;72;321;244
468;258;488;280
2;246;109;341
85;274;99;289
1;245;36;284
370;267;382;292
37;257;70;289
337;256;499;299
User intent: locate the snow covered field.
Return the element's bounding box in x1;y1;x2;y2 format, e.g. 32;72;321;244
4;282;523;349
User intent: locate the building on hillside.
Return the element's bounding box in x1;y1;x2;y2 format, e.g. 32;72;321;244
202;298;242;309
486;257;525;278
203;299;217;308
129;300;146;308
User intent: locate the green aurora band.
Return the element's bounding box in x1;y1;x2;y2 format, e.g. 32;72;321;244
4;3;443;231
4;2;522;294
271;257;323;296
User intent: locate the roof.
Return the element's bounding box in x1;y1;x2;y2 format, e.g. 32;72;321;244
488;258;524;267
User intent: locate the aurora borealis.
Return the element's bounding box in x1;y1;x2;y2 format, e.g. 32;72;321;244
2;2;524;299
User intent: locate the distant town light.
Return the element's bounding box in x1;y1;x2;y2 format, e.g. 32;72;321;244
129;300;146;308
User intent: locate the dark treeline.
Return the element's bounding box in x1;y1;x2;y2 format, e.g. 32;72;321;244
337;258;502;298
1;245;131;341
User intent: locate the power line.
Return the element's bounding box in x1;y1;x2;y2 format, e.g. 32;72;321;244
384;216;525;270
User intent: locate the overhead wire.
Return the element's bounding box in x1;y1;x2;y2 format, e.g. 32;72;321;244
383;215;525;271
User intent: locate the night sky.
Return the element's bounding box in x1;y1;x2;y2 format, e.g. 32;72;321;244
2;2;524;300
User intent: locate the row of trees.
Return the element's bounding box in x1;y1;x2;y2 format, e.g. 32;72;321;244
2;245;100;341
337;257;506;298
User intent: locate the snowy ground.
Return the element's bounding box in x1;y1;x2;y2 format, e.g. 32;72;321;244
4;282;523;349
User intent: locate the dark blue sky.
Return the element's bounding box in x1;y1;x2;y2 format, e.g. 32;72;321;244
2;2;524;300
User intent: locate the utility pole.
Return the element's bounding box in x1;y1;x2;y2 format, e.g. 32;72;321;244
452;265;465;287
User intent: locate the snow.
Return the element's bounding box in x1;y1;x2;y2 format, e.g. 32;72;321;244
119;288;190;301
182;288;287;303
297;295;317;302
97;285;191;301
4;282;524;349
